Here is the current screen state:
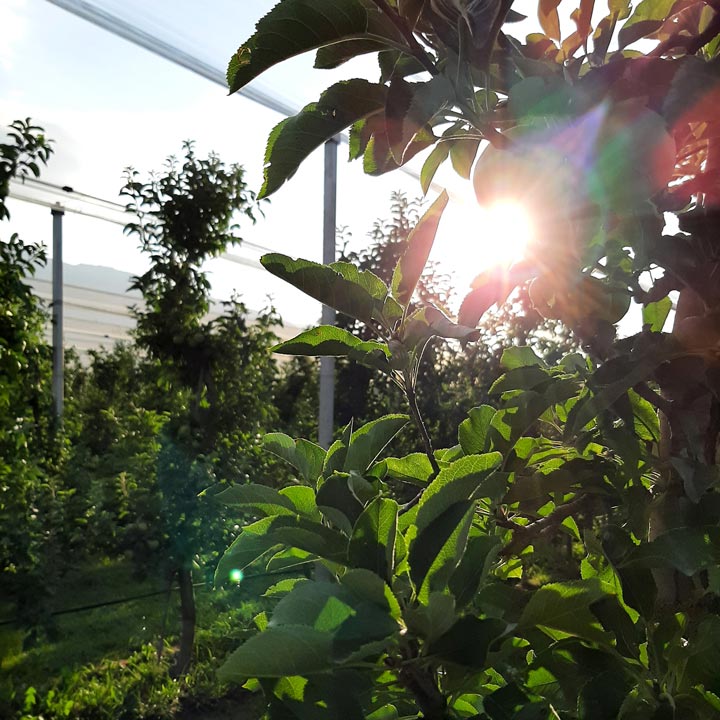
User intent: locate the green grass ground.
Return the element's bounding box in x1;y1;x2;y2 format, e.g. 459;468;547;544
0;559;275;718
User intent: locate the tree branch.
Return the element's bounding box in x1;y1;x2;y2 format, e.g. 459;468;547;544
500;495;588;557
634;381;674;418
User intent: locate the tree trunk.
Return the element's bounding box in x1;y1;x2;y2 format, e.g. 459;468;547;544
173;566;196;677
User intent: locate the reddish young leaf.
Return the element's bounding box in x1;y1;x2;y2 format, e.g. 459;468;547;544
538;0;563;40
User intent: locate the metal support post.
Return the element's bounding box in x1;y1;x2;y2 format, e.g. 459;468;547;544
318;138;338;449
51;207;64;420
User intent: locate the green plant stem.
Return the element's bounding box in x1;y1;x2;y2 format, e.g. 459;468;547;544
405;378;440;478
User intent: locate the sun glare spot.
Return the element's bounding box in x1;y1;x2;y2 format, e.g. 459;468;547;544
434;196;535;291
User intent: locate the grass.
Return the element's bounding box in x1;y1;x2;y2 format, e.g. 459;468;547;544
2;559;172;680
0;558;278;719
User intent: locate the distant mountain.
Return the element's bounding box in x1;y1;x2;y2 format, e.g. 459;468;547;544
34;262;141;298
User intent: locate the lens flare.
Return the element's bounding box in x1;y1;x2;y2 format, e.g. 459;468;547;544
434;196;535;291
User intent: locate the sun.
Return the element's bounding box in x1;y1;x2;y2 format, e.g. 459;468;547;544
433;195;535;290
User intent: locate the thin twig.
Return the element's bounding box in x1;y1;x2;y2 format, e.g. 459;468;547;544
406;380;440;477
370;0;439;76
649;8;720;57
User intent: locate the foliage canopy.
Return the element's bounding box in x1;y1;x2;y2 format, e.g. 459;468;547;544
214;1;720;719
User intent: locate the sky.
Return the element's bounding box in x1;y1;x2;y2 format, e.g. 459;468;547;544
2;0;646;332
0;0;441;327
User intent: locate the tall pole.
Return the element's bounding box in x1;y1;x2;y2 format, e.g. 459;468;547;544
318;139;338;449
51;207;64;420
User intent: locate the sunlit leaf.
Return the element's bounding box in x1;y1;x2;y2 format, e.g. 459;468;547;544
458;405;495;455
391;191;448;307
416;453;503;531
261;253;388;325
263;433;326;484
220;625;334;679
409;501;475;603
517;580;611;643
642;296;672;332
345;414;409;473
538;0;562;40
348;497;399;580
420;142;451;195
618;0;676;48
215;515;347;585
214;483;297;517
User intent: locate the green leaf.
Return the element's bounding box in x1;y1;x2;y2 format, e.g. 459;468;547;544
518;580;611;643
409;500;475;603
258;80;387;197
401;305;481;347
364;123;435;175
449;137;481;179
623;526;720;576
458;405;495;455
215;515;348;585
566;350;671;437
673;459;720;503
273;325;365;356
317;473;365;533
348;497;399;580
590;596;639;659
324;421;353;478
501;346;547;370
279;485;321;518
383;453;435;485
385;76;453;163
398;0;428;29
448;532;503;607
629;389;660;443
263;433;326;484
273;326;392;372
378;49;427;82
214;483;297;517
391;191;449;307
577;669;633;720
267;580;400;663
219;625;333;679
261;254;388;326
416;453;504;531
227;0;403;93
270;582;357;631
490;366;553;395
404;591;457;642
315;38;389;69
344;414;409;473
642;296;672;332
340;568;402;619
491;391;553;450
420;142;451;195
428;616;506;668
618;0;675;49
